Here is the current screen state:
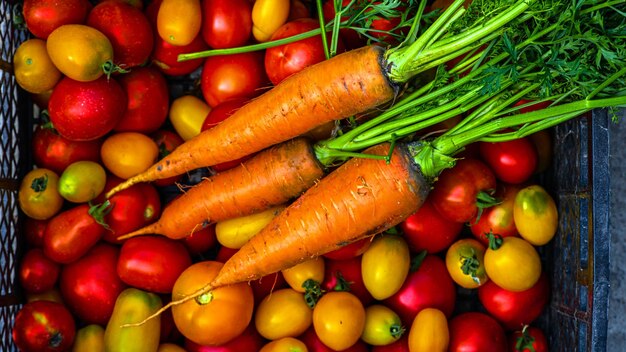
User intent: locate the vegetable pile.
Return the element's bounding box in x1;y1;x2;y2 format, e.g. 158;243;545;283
11;0;626;351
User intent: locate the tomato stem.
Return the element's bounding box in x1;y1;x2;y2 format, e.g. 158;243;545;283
409;250;428;272
30;175;48;193
515;325;537;352
195;291;214;305
331;271;353;292
486;232;504;251
390;324;406;339
88;200;112;230
101;60;129;79
302;279;324;309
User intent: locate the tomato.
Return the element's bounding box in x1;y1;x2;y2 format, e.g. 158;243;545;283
184;324;265;352
13;39;62;94
366;1;408;46
361;304;404;346
57;160;106;203
470;183;520;246
12;300;76;352
86;1;154;68
117;236;192;293
46;24;114;82
479;137;538;184
32;124;103;174
157;0;202;46
361;234;410;300
151;129;185;186
313;291;366;351
513;184;558;246
448;312;507;352
445;238;489;289
182;224;219;256
100;132;159;179
22;0;91;39
200;51;268;107
371;335;410;352
400;196;463;253
169;95;212;141
48;76;127;141
322;256;374;306
288;0;311;20
114;67;170;133
24;217;48;248
216;206;285;248
484;236;542;292
59;243;127;325
384;255;456;325
260;337;307;352
508;326;548;352
171;261;255;346
73;324;105;352
323;237;371;260
430;158;497;223
299;326;370;352
478;272;550;331
19;248;61;294
407;308;449;352
201;0;252;49
26;288;64;304
151;33;208;76
252;0;290;42
18;168;64;220
282;257;325;293
255;288;313;340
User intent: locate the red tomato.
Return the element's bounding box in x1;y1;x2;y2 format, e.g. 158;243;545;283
59;243;127;325
430;158;498;223
250;272;288;305
48;76;127;141
114;67;169;133
19;248;61;294
371;335;410;352
298;326;370;352
151;129;185;186
470;183;521;246
478;272;550;331
288;0;311;20
117;236;192;293
184;324;265;352
201;0;252;49
448;312;507;352
86;0;154;68
200;51;268;107
508;326;548;352
151;33;208;76
182;224;219;256
384;254;456;325
216;245;238;262
24;218;48;248
12;300;76;352
323;237;371;260
322;256;374;306
366;1;407;46
32;124;102;174
400;196;464;253
479;137;538;184
22;0;91;39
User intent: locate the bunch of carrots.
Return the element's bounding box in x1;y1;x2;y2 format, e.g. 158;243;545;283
118;0;626;324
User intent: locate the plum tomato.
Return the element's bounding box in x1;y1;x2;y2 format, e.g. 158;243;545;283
201;0;252;49
479;137;538;184
24;217;48;248
169;95;211;141
470;183;521;246
12;300;76;352
184;323;265;352
182;224;218;257
13;38;62;94
407;308;449;352
251;0;290;42
445;238;489;289
151;129;185;186
19;248;61;294
361;234;410;300
448;312;507;352
260;337;308;352
18;168;64;220
282;257;325;293
100;132;159;180
157;0;202;46
513;184;558;246
484;236;542;292
22;0;91;39
322;256;374;306
361;304;404;346
151;33;208;76
255;288;312;340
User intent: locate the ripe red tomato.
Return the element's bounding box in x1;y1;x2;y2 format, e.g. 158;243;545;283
322;256;374;306
22;0;91;39
201;0;252;49
479;137;538;184
12;300;76;352
470;183;521;246
32;124;102;174
86;0;154;68
24;217;48;248
184;323;265;352
151;33;208;76
448;312;507;352
323;237;371;260
48;76;127;141
508;326;548;352
298;326;370;352
182;224;219;256
19;248;60;294
371;335;410;352
59;243;127;325
200;51;268;107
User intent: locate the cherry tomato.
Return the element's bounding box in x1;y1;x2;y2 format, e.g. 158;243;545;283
484;236;542;292
255;288;313;340
371;335;410;352
400;196;463;253
322;256;374;306
22;0;91;39
470;183;521;246
252;0;290;42
57;160;106;203
260;337;308;352
312;291;366;351
299;326;370;352
445;238;489;289
479;137;538;184
100;132;159;179
169;95;211;141
12;300;76;352
151;33;208;76
513;184;558;246
184;324;265;352
282;257;325;293
448;312;507;352
361;304;404;346
201;0;252;49
13;39;62;94
19;248;61;294
361;234;410;300
32;124;103;174
157;0;202;46
407;308;449;352
323;237;371;260
171;261;255;346
18;168;64;220
508;326;548;352
182;224;218;257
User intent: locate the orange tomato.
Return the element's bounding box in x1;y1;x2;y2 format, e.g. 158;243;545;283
18;168;64;220
445;238;489;289
281;257;325;293
13;39;62;94
255;288;312;340
157;0;202;46
169;95;211;141
260;337;308;352
312;291;365;351
407;308;449;352
100;132;159;180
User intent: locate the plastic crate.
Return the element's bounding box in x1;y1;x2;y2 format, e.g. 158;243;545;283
0;3;614;352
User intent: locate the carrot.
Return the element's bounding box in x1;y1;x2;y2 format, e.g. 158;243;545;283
117;137;325;240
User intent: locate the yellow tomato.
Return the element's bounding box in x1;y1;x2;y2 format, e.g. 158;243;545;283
513;184;558;246
260;337;308;352
312;291;365;351
58;161;107;203
484;236;542;292
18;168;64;220
255;288;312;340
282;257;325;293
252;0;291;42
73;324;105;352
408;308;449;352
216;205;285;249
445;238;489;289
361;234;410;300
100;132;159;180
169;95;211;141
157;0;202;46
157;343;187;352
13;39;62;94
46;24;114;82
361;304;404;346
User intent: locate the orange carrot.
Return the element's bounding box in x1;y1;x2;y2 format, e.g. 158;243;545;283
118;137;325;240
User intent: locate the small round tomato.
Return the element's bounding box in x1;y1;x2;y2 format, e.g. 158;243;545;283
169;95;211;141
19;248;61;294
484;236;542;292
252;0;290;42
182;224;218;256
407;308;449;352
151;33;208;76
157;0;202;46
32;124;103;174
508;326;548;352
445;238;489;289
201;0;252;49
260;337;307;352
299;326;370;352
361;304;404;346
448;312;507;352
400;196;463;253
18;168;64;220
22;0;91;39
313;291;366;351
57;160;106;203
12;300;76;352
479;137;538;184
513;185;558;246
361;234;410;300
470;183;521;246
322;256;374;306
255;288;312;340
282;257;325;293
100;132;159;179
46;24;114;82
171;261;255;346
13;39;62;94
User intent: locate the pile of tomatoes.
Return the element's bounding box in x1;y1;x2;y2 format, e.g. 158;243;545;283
12;0;556;351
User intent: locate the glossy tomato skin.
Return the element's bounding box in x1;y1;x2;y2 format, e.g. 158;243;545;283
48;76;127;141
361;234;411;300
200;51;268;107
470;183;520;246
157;0;202;46
508;326;548;352
479;137;538;184
13;38;62;94
182;224;219;257
312;291;366;351
59;243;127;325
322;256;374;306
254;288;312;340
184;324;265;352
151;33;208;76
371;335;410;352
86;0;154;68
299;326;370;352
19;248;61;294
100;131;160;179
18;168;64;221
12;300;76;352
114;67;169;133
117;236;192;293
32;125;102;174
448;312;507;352
23;0;91;39
201;0;252;49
